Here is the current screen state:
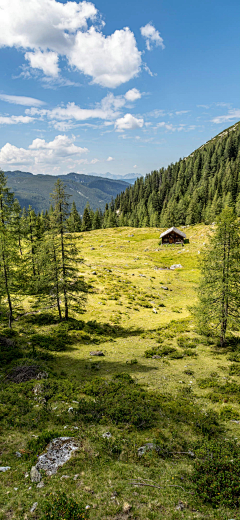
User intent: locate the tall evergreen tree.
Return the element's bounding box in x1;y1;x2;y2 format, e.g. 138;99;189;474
0;171;19;327
194;207;240;346
67;201;82;232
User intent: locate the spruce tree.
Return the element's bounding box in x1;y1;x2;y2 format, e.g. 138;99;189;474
81;202;92;231
194;207;240;346
67;201;82;232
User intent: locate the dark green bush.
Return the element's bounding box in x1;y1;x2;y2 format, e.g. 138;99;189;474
144;346;176;358
27;429;61;455
219;405;240;420
30;330;69;351
40;492;88;520
177;336;197;349
193;440;240;507
229;363;240;376
78;374;157;429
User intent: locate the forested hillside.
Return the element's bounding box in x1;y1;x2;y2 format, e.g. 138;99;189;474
4;170;129;214
111;122;240;227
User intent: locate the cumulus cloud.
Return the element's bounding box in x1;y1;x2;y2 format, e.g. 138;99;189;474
211;109;240;124
0;0;141;87
0;134;88;171
115;113;144;131
140;23;164;51
0;115;34;125
0;94;45;107
125;88;141;101
25;51;60;77
107;156;114;161
25;91;143;129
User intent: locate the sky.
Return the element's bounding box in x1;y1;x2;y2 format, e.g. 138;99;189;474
0;0;239;177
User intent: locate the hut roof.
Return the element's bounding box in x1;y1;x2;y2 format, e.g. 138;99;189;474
160;227;186;239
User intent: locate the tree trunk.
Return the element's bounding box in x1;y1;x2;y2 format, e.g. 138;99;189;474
53;244;62;321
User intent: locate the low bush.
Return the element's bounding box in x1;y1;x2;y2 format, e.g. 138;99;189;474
30;330;70;351
40;492;88;520
229;363;240;376
177;336;197;349
144;346;177;358
78;374;157;429
27;429;62;455
193;439;240;508
219;405;240;420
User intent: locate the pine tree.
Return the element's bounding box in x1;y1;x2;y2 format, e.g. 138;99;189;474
0;171;19;327
194;207;240;346
81;202;92;231
67;201;82;232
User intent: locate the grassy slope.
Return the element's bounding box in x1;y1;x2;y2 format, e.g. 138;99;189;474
1;225;240;520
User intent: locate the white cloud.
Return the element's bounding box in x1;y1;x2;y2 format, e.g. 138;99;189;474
107;156;114;161
25;51;60;77
115;113;144;131
125;88;141;101
0;94;45;107
140;23;164;51
175;110;189;115
211;109;240;124
0;134;88;171
0;115;34;125
0;0;141;87
90;158;99;164
133;165;137;168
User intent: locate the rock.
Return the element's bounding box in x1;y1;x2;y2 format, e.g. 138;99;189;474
138;443;160;457
123;502;132;513
160;286;168;290
153;308;157;313
68;407;74;413
102;432;111;439
30;466;41;483
152;355;161;359
36;437;78;476
30;502;38;513
175;500;185;511
60;475;70;480
24;472;29;478
36;371;48;380
0;466;10;472
73;474;79;480
90;351;104;356
85;505;91;510
36;481;44;488
90;247;95;250
92;271;97;275
170;264;183;270
16;451;22;458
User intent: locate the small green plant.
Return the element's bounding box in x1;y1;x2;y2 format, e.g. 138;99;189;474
193;440;240;507
40;492;88;520
144;346;176;358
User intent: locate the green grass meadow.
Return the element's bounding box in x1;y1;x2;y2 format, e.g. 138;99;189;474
1;225;240;520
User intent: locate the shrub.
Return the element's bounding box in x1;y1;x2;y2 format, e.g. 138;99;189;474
144;346;176;358
30;330;69;351
229;363;240;376
78;374;157;429
193;440;240;507
40;492;88;520
177;336;197;349
27;429;62;455
219;405;240;420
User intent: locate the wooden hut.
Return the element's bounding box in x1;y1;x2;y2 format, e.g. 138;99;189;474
160;227;186;244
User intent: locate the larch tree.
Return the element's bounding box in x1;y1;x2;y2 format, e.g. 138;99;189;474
0;171;19;327
195;207;240;346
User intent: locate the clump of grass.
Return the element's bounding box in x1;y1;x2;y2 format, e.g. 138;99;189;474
40;492;88;520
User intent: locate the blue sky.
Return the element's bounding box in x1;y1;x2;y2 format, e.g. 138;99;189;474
0;0;239;177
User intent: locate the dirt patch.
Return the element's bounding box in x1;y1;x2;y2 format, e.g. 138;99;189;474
6;365;48;383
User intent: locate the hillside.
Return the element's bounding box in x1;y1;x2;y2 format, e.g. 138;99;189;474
1;225;240;519
4;171;130;214
113;122;240;227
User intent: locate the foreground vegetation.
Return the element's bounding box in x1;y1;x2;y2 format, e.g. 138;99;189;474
1;224;240;519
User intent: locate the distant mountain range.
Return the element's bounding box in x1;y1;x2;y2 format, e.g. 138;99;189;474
88;172;142;184
4;170;134;214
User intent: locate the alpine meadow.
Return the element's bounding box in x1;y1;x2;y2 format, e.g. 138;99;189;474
0;0;240;519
